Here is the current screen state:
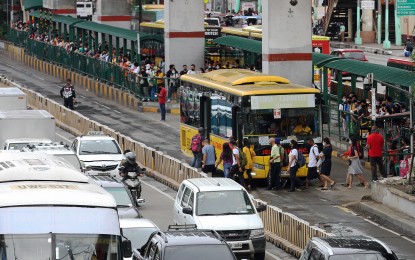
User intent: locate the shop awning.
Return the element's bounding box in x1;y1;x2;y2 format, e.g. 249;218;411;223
24;0;42;10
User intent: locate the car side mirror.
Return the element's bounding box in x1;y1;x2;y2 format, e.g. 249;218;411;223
256;204;266;213
182;207;193;215
122;240;132;258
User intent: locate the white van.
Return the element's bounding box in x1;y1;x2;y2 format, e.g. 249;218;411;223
0;152;132;259
173;178;266;260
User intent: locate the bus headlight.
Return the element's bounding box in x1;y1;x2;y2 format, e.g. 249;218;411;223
250;229;264;238
254;163;265;170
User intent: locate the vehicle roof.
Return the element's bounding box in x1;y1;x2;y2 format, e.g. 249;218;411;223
387;57;414;65
0;87;25;96
0;180;117;208
0;109;54;119
5;138;53;143
89;175;125;188
184;178;245;192
313;236;393;255
0;152;86;183
120;218;159;229
180;69;319;97
332;49;364;52
78;135;116;141
157;230;226;246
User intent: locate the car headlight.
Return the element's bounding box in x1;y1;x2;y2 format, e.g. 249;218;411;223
253;163;265;170
250;229;264;238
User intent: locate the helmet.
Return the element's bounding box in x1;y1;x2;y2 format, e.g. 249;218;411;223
125;152;136;164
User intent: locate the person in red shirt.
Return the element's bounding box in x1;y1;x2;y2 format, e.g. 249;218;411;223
366;126;386;182
156;84;167;121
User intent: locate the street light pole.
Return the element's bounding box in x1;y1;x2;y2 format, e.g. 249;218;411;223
355;0;363;44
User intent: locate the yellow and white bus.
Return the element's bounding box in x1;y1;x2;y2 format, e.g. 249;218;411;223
179;69;322;179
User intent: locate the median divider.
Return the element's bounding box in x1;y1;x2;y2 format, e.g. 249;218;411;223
0;77;329;258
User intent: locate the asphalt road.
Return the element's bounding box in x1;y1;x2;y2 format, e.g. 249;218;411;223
1;53;415;259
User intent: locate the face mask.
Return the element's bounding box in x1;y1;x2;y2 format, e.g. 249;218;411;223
349;140;352;145
342;98;346;102
323;142;326;146
368;109;372;113
376;102;380;106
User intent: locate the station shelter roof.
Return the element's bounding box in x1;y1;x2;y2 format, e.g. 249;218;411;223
29;11;81;26
24;0;43;10
74;21;139;41
213;35;261;54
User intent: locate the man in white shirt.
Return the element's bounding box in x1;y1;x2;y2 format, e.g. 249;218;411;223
187;64;197;74
230;140;245;187
306;138;322;189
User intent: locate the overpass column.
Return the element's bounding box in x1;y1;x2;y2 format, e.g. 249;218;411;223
262;0;312;86
165;0;205;70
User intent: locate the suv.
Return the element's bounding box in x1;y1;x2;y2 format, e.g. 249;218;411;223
90;175;142;218
133;225;237;260
22;142;84;172
300;236;398;260
71;131;124;177
173;178;266;260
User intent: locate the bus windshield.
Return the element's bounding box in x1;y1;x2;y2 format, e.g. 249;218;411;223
243;108;319;146
0;234;121;260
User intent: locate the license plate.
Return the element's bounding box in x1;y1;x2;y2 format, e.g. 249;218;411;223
98;172;110;176
228;242;243;249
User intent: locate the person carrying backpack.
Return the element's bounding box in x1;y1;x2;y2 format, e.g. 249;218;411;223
229;140;245;188
288;140;305;192
190;127;204;168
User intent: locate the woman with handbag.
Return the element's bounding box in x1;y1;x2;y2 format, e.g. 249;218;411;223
319;137;335;190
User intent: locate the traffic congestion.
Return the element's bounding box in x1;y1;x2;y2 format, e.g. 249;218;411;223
1;0;415;259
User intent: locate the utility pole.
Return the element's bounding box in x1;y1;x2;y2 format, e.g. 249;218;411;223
394;0;402;46
355;0;363;44
138;0;142;31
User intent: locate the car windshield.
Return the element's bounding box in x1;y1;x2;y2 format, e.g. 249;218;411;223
79;140;121;155
342;51;365;59
165;245;235;260
0;233;121;260
196;190;255;216
104;187;133;207
122;227;158;249
329;253;388;260
8;143;30;150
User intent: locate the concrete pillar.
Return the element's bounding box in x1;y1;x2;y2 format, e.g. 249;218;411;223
377;0;382;45
93;0;131;29
384;1;391;49
394;0;402;46
361;9;375;43
355;0;363;44
165;0;205;71
262;0;312;86
348;8;353;42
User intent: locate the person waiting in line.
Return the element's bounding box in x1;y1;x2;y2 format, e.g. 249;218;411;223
242;138;255;190
201;139;216;176
293;120;312;135
215;142;233;178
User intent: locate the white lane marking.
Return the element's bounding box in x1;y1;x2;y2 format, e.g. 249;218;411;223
31;75;45;81
55;132;73;144
79;95;86;99
140;179;175;201
265;251;283;260
363;218;415;245
113;110;121;114
101;104;112;110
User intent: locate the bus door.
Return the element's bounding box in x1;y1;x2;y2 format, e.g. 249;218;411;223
200;96;211;138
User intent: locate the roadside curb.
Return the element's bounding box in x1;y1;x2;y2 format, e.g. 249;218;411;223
330;42;400;55
358;200;415;237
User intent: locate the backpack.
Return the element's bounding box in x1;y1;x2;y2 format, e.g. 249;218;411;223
280;146;289;167
296;149;306;167
191;134;202;152
239;148;248;169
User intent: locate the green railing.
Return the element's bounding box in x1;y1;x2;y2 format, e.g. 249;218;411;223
7;27;28;47
23;37;179;100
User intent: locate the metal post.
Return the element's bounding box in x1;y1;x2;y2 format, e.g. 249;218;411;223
138;0;143;31
384;0;391;49
337;72;343;138
109;35;113;61
323;68;329;105
355;0;363;44
313;0;318;21
94;32;99;52
394;0;402;46
351;74;357;93
115;37;120;60
409;86;414;185
123;38;128;56
377;0;382;45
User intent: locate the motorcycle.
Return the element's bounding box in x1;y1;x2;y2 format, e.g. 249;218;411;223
119;166;146;205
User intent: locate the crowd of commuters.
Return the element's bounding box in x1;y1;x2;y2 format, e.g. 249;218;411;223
339;92;407;142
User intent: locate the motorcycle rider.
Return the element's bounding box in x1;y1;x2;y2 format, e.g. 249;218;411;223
119;151;145;181
60;78;76;110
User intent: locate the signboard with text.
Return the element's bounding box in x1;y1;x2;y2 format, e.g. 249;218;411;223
397;0;415;16
251;94;315;110
361;0;375;9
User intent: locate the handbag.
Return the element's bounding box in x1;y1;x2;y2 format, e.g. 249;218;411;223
316;152;325;167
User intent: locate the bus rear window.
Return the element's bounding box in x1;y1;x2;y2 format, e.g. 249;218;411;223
342;51;365;59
